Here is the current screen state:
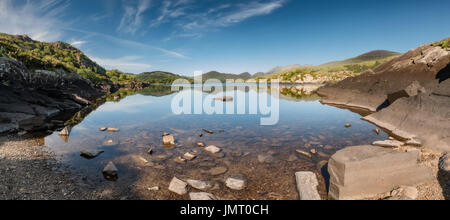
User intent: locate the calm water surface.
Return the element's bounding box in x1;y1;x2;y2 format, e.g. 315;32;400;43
43;85;387;199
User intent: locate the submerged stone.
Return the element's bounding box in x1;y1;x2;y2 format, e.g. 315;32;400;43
102;161;118;181
189;192;216;200
225;176;247;190
168;177;188;195
295;171;321;200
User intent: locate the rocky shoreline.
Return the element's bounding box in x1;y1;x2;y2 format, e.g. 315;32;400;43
317;38;450;152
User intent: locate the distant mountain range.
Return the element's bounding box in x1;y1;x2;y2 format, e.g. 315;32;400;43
136;71;192;84
320;50;401;68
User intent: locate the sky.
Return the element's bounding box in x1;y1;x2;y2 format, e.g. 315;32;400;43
0;0;449;76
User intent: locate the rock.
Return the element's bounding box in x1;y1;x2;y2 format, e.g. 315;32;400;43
59;126;71;136
199;133;203;137
203;129;214;134
225;176;247;190
389;186;418;200
439;154;450;172
102;162;118;181
80;150;104;159
295;172;321;200
163;134;175;145
189;192;217;200
183;152;197;161
147;148;154;155
373;140;405;148
345;123;352;128
328;145;434;200
205;145;221;154
310;149;317;155
258;154;275;163
174;156;187;164
137;156;149;164
162;132;169;136
406;148;421;161
209;167;228;176
196;142;205;148
103;139;117;146
107;128;120;133
187;179;214;190
373;128;381;135
168;177;188;195
296;150;312;159
147;186;160;191
387;81;426;104
99;127;107;132
406;139;422;147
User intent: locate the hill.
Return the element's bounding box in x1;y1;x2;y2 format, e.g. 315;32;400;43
320;50;401;68
136;71;192;84
201;71;253;83
255;50;402;84
0;33;135;84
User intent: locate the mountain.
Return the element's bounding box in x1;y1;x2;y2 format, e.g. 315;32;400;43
200;71;253;83
0;33;135;84
253;72;266;78
320;50;401;68
255;50;402;84
136;71;192;84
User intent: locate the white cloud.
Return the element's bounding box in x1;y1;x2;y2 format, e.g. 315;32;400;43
70;40;87;47
118;0;152;34
0;0;69;42
90;55;152;74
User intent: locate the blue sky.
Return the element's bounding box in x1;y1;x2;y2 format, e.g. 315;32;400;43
0;0;449;75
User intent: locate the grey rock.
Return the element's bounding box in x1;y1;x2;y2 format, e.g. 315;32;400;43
187;179;214;190
80;150;104;159
295;171;321;200
168;177;188;195
373;140;405;148
189;192;216;200
205;145;221;154
328;145;433;200
107;128;120;133
183;152;196;161
225;176;247;190
296;150;312;159
58;126;71;136
209;167;228;176
162;134;175;145
102;162;118;181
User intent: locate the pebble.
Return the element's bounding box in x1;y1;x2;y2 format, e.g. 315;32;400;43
107;128;120;133
189;192;216;200
296;150;312;159
103;140;117;146
310;149;317;155
147;186;160;191
174;156;187;164
187;179;214;190
183;152;197;161
258;154;275;163
99;127;107;132
205;145;221;154
209;167;228;176
196;142;205;148
345;123;352;128
163;134;175;145
168;177;188;195
225;176;247;190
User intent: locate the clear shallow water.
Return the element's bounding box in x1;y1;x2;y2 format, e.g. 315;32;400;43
43;85;387;199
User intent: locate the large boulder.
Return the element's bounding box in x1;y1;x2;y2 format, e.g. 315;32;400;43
328;145;433;200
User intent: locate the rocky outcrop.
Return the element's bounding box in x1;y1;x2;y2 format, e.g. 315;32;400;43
328;145;433;200
318;38;450;152
0;57;118;134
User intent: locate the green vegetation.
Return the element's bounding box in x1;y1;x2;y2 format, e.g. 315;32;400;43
201;71;252;83
256;50;401;83
0;33;110;84
106;69;137;84
432;38;450;50
136;71;193;84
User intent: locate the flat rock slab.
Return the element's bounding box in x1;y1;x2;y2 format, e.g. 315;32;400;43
205;145;221;154
295;172;321;200
163;134;175;145
209;167;228;176
189;192;216;200
373;140;405;148
328;145;434;200
187;179;214;190
225;176;247;190
168;177;188;195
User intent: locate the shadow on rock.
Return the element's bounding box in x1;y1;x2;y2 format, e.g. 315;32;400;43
436;63;450;83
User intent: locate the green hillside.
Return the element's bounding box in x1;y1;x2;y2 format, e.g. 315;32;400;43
0;33;136;84
256;50;401;83
136;71;193;84
201;71;253;83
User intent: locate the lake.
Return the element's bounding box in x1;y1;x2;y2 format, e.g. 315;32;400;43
43;84;387;200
